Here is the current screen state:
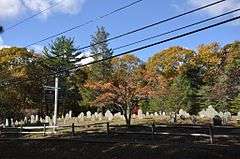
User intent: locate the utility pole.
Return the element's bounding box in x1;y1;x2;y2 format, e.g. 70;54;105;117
53;76;58;131
44;76;59;132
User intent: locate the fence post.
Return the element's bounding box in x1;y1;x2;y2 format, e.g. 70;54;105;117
209;125;214;144
20;124;23;133
107;122;110;136
72;123;75;136
43;124;46;136
151;122;155;139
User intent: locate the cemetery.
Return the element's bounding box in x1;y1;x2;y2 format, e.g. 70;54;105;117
0;107;240;158
1;106;240;145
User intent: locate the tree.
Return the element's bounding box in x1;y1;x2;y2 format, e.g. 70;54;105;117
163;75;193;121
230;93;240;114
0;47;42;121
89;26;113;81
146;46;194;79
86;55;149;127
42;36;85;115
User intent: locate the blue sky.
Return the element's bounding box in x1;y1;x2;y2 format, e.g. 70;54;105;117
0;0;240;61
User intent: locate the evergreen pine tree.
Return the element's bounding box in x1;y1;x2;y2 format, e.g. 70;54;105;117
90;26;113;81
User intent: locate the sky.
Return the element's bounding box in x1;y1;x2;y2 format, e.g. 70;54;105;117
0;0;240;61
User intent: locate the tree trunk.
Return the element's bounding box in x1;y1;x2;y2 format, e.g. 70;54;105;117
174;112;177;123
124;104;132;128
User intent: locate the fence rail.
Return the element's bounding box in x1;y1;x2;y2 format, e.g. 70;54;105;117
1;122;240;144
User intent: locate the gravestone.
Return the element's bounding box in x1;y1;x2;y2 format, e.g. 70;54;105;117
137;109;143;119
179;109;190;118
114;112;122;119
40;117;44;123
98;112;103;121
11;118;14;127
105;110;113;121
15;120;19;126
30;115;35;124
65;113;69;119
199;106;219;119
35;115;39;122
146;112;150;117
5;119;9;127
69;110;72;118
86;111;91;119
45;116;50;123
24;117;28;124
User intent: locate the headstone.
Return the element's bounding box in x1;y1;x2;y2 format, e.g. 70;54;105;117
114;112;122;119
219;112;224;118
132;114;136;119
45;116;50;123
20;120;24;125
86;111;91;119
105;110;113;121
69;110;72;118
40;117;44;123
5;119;9;127
199;106;219;119
162;112;166;116
24;117;28;124
11;118;14;127
15;120;19;126
30;115;35;124
35;115;39;122
154;112;158;117
98;113;103;121
65;113;69;119
159;111;162;115
178;109;190;118
146;112;150;117
137;109;143;119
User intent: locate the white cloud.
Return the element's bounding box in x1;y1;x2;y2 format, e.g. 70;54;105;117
0;0;86;20
188;0;240;16
56;0;85;15
187;0;240;25
0;0;23;19
75;51;94;65
23;0;51;18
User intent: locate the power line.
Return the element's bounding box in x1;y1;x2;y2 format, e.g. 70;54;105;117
58;15;240;75
5;0;64;32
73;8;240;64
24;0;145;48
1;15;240;87
73;0;227;57
25;0;226;49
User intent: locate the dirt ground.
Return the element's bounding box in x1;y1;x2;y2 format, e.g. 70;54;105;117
0;138;240;159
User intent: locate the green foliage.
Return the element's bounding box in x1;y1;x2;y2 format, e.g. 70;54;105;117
230;94;240;114
41;36;87;115
90;26;113;81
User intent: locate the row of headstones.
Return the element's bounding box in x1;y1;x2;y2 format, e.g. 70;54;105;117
198;106;234;120
2;115;54;127
2;106;240;127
